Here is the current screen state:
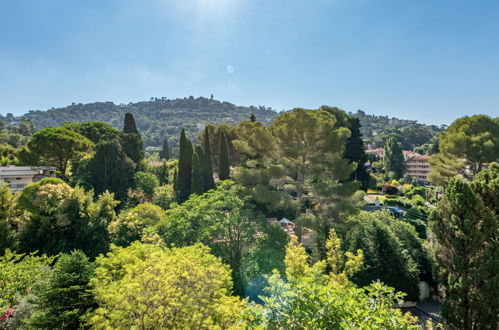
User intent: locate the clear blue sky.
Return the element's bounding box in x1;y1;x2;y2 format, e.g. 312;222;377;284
1;0;498;124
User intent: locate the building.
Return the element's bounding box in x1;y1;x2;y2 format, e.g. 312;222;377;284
405;155;432;182
365;148;432;182
0;166;55;191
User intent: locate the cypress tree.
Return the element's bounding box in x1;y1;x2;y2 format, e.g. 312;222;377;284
191;149;204;195
121;113;144;166
218;131;230;180
87;139;135;201
383;137;405;180
344;117;370;190
123;112;139;134
173;168;178;192
159;139;170;160
177;129;193;202
202;128;215;191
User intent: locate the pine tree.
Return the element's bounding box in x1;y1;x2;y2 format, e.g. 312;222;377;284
159;139;170;160
202;128;215;191
191;149;204;195
177;130;193;202
218;131;230;180
250;114;256;122
430;169;498;329
121;113;144;165
344;117;370;190
123;112;139;134
28;250;96;329
383;137;405;180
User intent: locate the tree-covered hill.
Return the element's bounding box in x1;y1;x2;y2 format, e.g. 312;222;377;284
351;110;444;151
1;98;443;151
9;96;279;147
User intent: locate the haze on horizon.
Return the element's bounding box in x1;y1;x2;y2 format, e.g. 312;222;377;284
1;0;498;125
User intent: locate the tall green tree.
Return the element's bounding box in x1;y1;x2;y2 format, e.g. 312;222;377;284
430;165;498;329
343;211;421;300
19;127;93;178
344;117;371;190
177;129;193;202
218;131;230;180
191;148;204;195
121;113;144;166
428;150;465;187
159;139;170;160
437;115;499;175
86;139;135;201
28;251;96;330
383;136;406;180
202;128;215;191
123;112;139;134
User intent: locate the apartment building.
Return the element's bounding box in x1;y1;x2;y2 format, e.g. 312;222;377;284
405;155;432;182
365;148;432;182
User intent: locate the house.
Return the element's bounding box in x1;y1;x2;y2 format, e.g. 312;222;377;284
0;166;55;191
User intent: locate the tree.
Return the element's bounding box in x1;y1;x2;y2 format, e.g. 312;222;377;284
191;147;204;195
20;127;93;178
245;238;418;328
159;139;170;160
123;112;139;134
63;121;121;144
28;251;96;330
250;114;256;122
202;128;215;191
108;203;165;246
121;113;144;166
344;117;371;190
85;139;135;201
86;242;245;329
17;182;117;258
176;129;193;202
430;166;498;329
438;115;499;175
383;136;406;179
155;181;274;295
133;171;159;196
428;150;465;186
342;211;421;300
218;131;230;180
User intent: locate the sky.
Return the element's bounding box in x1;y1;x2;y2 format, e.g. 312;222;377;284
0;0;498;125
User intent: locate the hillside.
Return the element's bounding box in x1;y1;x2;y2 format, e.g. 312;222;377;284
351;110;443;150
0;98;443;151
9;96;279;147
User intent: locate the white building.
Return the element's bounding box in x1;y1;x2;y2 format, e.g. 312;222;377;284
0;166;55;191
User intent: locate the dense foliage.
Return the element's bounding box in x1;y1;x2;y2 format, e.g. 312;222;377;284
430;164;498;329
0;103;496;329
